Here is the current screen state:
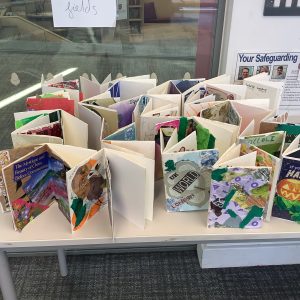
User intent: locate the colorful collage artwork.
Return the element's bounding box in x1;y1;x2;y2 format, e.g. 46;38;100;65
201;101;240;126
163;150;219;212
272;155;300;223
67;152;108;231
3;148;69;231
208;167;271;228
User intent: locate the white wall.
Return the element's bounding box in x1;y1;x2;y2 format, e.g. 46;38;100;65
219;0;300;76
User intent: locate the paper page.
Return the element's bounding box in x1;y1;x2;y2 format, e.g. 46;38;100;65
232;101;271;133
195;118;239;155
165;131;197;153
214;144;241;166
206;83;247;100
240;131;285;157
283;134;300;156
101;142;143;157
204;74;231;85
147;81;170;95
140;116;179;141
78;103;102;150
0;146;36;213
163;128;178;152
103;123;136;141
11;133;63;148
82;104;118;136
184;98;217;117
48;144;96;167
105;149;146;229
217;151;257;167
239;120;255;137
119;79;156;101
208;166;271;229
80;76;101;100
3;145;69;231
244;77;283;111
103;141;155;160
162;149;219;212
272;156;300;222
66;149;109;232
61;110;88;148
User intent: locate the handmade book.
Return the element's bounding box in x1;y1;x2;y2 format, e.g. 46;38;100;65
26;91;75;116
0;146;36;213
78;94;139;149
12;110;88;148
133;94;181;141
205;83;247;101
243;72;283;111
239;131;286;157
101;134;155;229
160;117;220;212
259;112;300;150
108;76;157;101
207;142;274;228
272;135;300;223
147;78;205;114
2;142;156;233
2;144;101;232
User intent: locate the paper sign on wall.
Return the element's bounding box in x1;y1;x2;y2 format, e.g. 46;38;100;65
51;0;117;27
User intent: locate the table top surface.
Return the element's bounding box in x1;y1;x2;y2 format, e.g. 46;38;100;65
1;181;300;249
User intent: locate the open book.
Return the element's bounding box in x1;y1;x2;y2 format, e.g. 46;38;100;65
160;117;220;212
272;135;300;223
78;94;139;149
0;146;36;213
101;131;155;229
260;112;300;150
243;73;283;111
2;143;156;233
208;142;275;228
12;110;88;148
133;94;181;141
147;78;205;114
26;91;75;116
239;131;286;157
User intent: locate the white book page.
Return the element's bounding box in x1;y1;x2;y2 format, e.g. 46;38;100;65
103;141;155;160
165;131;197;153
119;79;156;101
80;76;101;100
78;104;102;150
283;135;300;157
48;144;96;167
163;128;178;152
147;81;170;95
105;149;146;229
61;111;88;148
217;151;257;167
214;143;241;166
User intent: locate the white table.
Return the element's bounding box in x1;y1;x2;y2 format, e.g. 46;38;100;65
1;181;300;300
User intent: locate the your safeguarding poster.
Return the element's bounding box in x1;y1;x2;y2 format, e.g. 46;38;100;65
235;51;300;115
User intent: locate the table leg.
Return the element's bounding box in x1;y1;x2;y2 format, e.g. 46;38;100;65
0;250;17;300
57;249;68;277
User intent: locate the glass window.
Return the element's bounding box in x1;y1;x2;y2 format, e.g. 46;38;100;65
0;0;224;101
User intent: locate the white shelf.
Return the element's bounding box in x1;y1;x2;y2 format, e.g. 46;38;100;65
0;203;113;249
1;181;300;250
114;181;300;243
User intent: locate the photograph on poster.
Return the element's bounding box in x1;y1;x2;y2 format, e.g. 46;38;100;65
256;65;270;74
271;65;288;80
237;66;254;80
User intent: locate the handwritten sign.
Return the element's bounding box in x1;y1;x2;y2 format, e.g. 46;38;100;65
51;0;117;27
